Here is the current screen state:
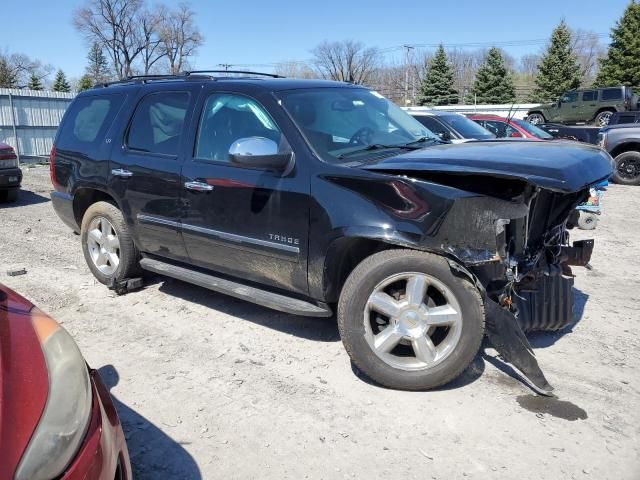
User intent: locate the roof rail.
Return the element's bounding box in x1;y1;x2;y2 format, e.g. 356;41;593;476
183;70;284;78
96;73;211;88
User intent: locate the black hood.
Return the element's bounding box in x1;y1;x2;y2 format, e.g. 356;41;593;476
362;140;613;193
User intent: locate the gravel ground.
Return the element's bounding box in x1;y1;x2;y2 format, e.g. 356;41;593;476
2;165;639;480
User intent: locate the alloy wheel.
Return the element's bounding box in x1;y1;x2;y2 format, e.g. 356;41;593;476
86;216;120;276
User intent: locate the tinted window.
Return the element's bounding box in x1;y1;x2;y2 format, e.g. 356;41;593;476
57;94;123;153
616;114;637;124
601;88;622;101
440;114;494;139
561;92;578;103
413;115;448;135
195;94;284;163
127;92;189;156
582;91;597;102
483;120;521;138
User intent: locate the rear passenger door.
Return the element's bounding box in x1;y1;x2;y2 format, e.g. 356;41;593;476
580;90;598;120
109;85;197;262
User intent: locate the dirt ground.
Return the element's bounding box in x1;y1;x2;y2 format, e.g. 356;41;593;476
2;165;639;480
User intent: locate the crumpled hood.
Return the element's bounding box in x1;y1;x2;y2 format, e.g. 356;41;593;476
362;140;613;193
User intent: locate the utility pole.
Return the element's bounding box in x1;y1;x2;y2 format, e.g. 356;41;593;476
403;45;414;106
218;63;233;71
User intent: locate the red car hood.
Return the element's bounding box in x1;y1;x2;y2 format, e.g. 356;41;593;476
0;284;49;479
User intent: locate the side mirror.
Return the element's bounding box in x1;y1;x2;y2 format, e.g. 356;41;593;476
437;131;452;141
228;137;292;170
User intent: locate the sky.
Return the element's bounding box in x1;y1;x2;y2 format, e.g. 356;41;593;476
1;0;633;80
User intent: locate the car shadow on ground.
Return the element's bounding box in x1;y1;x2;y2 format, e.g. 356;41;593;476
0;188;49;208
98;365;202;480
149;274;340;343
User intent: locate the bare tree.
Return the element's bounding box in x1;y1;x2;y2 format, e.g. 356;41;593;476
139;6;166;74
311;40;379;84
571;29;606;85
159;3;203;74
0;50;52;89
273;60;316;79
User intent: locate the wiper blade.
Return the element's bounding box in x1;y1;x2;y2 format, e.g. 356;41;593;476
404;136;444;146
336;141;430;159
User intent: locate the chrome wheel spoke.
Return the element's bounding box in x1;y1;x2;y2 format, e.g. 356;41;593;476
425;305;460;327
105;234;120;250
107;251;120;268
405;275;427;307
412;335;437;364
101;217;112;236
368;292;401;318
88;228;103;245
374;327;403;353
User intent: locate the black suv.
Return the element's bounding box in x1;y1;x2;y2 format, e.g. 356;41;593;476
50;72;612;392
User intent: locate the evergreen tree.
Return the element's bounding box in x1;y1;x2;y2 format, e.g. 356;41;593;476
532;20;582;102
469;48;516;104
77;74;94;92
53;70;71;93
595;1;640;87
86;42;110;84
417;45;458;106
27;72;43;90
0;58;18;88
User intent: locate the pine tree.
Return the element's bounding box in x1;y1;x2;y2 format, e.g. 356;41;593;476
594;1;640;87
469;48;516;104
53;70;71;93
0;58;18;89
532;20;582;102
27;72;43;91
77;74;94;92
417;45;458;106
86;42;110;84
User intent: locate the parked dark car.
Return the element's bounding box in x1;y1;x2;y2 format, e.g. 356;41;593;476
598;123;640;185
0;283;132;480
536;123;601;144
469;114;554;140
527;86;638;127
50;72;611;392
0;142;21;202
608;110;640;126
406;109;495;142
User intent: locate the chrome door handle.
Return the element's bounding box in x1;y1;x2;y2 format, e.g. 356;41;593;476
111;168;133;178
184;181;213;192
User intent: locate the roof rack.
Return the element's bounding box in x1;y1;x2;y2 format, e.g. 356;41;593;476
183;70;284;78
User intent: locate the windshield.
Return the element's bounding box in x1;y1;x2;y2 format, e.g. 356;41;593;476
278;88;436;163
440;114;495;139
513;118;553;139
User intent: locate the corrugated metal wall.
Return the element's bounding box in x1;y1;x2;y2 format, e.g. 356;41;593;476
0;88;74;162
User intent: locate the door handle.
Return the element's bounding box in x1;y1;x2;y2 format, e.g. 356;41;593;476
184;181;214;192
111;168;133;178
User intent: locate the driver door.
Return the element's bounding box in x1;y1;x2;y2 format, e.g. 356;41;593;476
556;92;580;122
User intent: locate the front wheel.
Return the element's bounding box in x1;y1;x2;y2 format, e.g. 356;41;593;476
80;201;141;285
338;250;485;391
612;151;640;186
527;113;546;125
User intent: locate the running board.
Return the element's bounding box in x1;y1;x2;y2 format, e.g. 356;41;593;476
139;258;332;317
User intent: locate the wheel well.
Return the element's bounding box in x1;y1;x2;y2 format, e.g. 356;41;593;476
73;188;118;226
593;107;616;119
323;238;394;303
528;111;545;118
611;142;640;158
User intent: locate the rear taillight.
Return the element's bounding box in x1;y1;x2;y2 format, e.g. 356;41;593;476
0;146;18;168
49;145;60;191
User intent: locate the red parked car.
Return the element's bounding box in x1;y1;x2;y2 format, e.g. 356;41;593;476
0;283;131;480
469;114;554;141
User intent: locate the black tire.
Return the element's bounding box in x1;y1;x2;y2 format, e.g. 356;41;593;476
337;249;485;391
612;151;640;186
594;109;615;127
0;188;18;203
80;201;141;285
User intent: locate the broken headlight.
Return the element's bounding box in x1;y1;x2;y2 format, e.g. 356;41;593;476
15;309;92;480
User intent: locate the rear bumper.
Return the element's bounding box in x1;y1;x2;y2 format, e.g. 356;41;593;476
0;167;22;189
61;369;131;480
51;191;79;232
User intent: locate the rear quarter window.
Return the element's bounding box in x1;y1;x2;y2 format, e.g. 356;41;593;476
601;89;623;101
57;94;124;154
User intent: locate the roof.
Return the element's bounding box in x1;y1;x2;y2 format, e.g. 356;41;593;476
407;109;464;117
467;114;516;122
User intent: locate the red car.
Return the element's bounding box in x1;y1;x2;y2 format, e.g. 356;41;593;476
469;114;554;141
0;283;131;480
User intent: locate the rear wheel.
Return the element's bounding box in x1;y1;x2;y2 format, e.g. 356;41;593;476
612;151;640;186
338;250;484;391
594;110;614;127
80;201;141;285
527;113;546;125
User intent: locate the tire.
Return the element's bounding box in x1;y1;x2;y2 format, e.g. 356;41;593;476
527;113;546;125
0;188;18;203
80;201;141;285
337;249;485;391
612;151;640;186
577;211;598;230
594;110;614;127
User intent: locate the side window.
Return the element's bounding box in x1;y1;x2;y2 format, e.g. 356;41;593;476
582;91;597;102
561;92;578;103
483;120;506;137
57;94;123;154
413;116;447;135
601;88;623;101
127;92;190;156
195;94;284;163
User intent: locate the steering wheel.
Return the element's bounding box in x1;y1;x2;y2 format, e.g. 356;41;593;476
349;127;374;146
